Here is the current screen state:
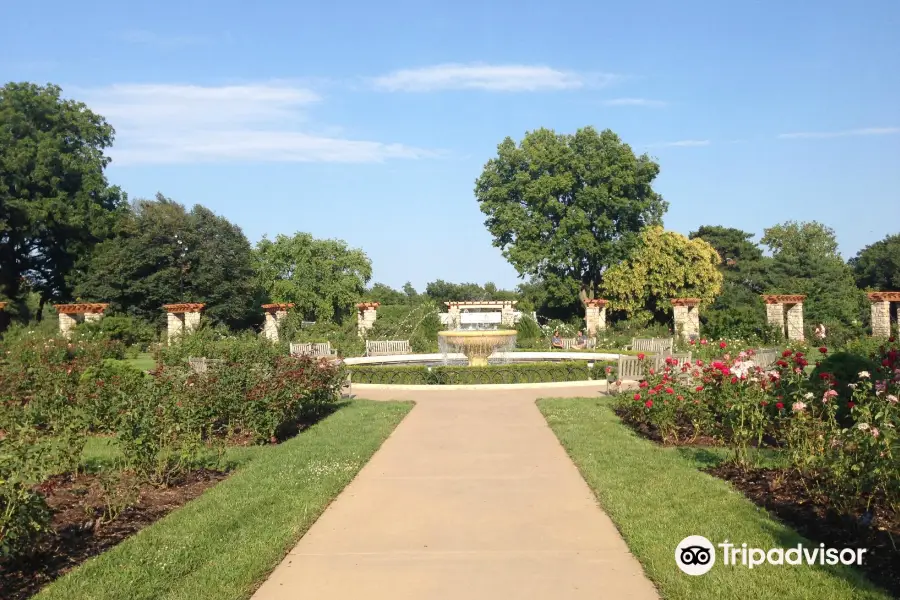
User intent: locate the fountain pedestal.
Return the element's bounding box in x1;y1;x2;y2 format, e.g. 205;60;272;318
437;330;518;366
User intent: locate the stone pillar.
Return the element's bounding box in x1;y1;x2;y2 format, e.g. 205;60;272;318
356;302;379;337
762;295;806;340
446;302;461;330
867;292;899;338
671;298;700;341
584;299;608;336
500;301;517;327
53;303;109;339
163;303;205;344
262;303;294;342
786;302;805;341
764;301;785;334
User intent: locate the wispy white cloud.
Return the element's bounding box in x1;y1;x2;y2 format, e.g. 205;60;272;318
77;83;433;166
371;63;616;92
603;97;666;108
778;127;900;139
647;139;711;148
117;30;212;48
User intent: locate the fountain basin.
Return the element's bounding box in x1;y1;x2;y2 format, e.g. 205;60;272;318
437;329;518;366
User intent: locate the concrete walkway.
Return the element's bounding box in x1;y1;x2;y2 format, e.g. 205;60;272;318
252;386;659;599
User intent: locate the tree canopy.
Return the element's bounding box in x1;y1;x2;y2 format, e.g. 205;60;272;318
850;233;900;291
761;220;865;330
255;232;372;322
475;127;667;305
0;82;124;309
602;226;723;324
75;194;259;329
690;226;772;339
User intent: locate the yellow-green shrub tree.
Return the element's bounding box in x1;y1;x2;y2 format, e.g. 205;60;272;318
601;226;723;324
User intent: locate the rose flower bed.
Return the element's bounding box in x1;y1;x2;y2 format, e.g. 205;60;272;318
0;329;346;600
613;340;900;596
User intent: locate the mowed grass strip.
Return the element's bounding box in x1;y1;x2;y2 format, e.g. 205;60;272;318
538;398;890;600
37;400;413;600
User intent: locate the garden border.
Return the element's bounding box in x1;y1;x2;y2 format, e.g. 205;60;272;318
342;351;620;365
351;380;609;391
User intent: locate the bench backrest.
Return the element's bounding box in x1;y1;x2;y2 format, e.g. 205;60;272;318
188;357;224;374
554;337;597;350
754;349;778;369
366;340;412;356
290;342;334;357
617;355;645;380
631;337;674;353
652;352;692;371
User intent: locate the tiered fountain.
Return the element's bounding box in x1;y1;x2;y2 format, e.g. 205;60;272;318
437;329;517;366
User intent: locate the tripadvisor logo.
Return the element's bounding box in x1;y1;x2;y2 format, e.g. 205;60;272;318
675;536;867;575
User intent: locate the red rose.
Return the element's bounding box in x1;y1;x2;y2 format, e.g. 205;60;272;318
847;401;855;409
645;400;653;408
639;381;648;388
677;395;684;401
731;376;738;384
634;393;641;401
782;349;793;357
775;402;784;410
665;387;674;394
637;353;645;360
695;385;704;392
719;341;727;349
819;347;828;354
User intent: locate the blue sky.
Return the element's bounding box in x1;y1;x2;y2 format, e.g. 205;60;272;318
3;0;899;291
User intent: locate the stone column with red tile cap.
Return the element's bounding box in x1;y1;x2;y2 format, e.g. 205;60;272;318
163;303;205;344
583;298;608;336
867;292;900;338
762;295;807;341
262;303;294;342
53;303;109;339
356;302;379;337
670;298;701;341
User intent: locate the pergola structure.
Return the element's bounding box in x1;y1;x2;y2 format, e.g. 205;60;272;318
761;294;806;341
357;302;380;336
442;301;519;330
53;303;109;339
163;303;205;344
867;292;900;338
583;298;608;336
670;298;701;341
262;303;294;342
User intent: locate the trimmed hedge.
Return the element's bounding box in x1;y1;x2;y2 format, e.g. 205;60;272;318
349;361;614;385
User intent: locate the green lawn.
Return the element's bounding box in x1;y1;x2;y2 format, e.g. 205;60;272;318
124;352;156;372
38;399;413;600
538;397;890;600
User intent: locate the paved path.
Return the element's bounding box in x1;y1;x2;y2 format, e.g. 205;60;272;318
252;386;659;599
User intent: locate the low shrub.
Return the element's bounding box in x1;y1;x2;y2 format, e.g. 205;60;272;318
349;361;610;385
75;314;157;350
76;361;148;433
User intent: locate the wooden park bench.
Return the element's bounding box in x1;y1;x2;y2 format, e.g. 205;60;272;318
629;337;675;354
365;340;412;356
616;351;693;381
753;348;779;370
289;342;337;357
552;337;597;350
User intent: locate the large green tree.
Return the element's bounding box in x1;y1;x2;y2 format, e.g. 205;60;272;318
255;233;372;322
690;226;773;338
761;221;865;329
75;194;260;329
475;127;667;305
850;233;900;291
601;226;723;324
0;82;124;310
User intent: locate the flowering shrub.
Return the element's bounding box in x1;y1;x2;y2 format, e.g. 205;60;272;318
614;340;900;515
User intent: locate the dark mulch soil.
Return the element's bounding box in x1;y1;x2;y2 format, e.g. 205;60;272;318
707;464;900;598
0;469;227;600
614;407;722;446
